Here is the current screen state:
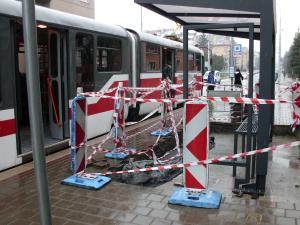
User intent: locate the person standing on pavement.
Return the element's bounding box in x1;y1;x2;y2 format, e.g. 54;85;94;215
234;68;244;88
207;70;215;91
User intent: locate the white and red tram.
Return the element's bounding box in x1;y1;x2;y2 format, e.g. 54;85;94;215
0;0;204;171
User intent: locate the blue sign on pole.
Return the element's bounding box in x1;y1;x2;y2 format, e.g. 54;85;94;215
233;44;242;57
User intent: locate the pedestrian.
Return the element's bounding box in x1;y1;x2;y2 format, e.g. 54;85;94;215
234;69;244;88
207;70;215;91
162;63;172;83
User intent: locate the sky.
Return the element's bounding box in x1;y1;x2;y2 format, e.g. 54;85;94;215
95;0;300;56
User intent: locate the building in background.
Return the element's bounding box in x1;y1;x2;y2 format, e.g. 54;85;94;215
17;0;95;19
234;47;249;72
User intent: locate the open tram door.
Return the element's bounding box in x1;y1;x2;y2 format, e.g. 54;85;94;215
47;30;66;140
15;24;68;154
162;48;175;83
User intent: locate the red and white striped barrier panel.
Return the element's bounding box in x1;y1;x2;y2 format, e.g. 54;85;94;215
78;141;300;177
71;97;87;174
292;82;300;131
184;101;208;190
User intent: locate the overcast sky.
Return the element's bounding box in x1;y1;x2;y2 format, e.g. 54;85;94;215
95;0;300;56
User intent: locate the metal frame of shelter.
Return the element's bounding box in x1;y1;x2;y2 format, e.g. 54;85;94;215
135;0;276;196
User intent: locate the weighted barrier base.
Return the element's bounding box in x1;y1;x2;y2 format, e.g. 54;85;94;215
105;147;136;159
151;129;172;136
61;174;111;190
168;188;222;209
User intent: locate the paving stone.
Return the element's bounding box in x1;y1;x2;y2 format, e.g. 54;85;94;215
84;206;102;215
115;212;136;222
148;201;165;209
7;219;33;225
97;208;119;219
258;200;277;208
150;218;172;225
286;209;300;219
149;209;169;219
147;194;164;202
166;212;184;222
81;215;102;225
132;215;154;225
96;218;118;225
135;200;151;207
266;208;285;217
295;203;300;210
64;221;86;225
52;216;69;225
65;211;89;223
261;213;275;224
134;206;152;215
276;202;295;210
276;216;296;225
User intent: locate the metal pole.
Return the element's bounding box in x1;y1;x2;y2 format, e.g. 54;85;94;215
140;6;143;32
183;27;189;99
22;1;52;224
207;41;211;71
245;24;254;182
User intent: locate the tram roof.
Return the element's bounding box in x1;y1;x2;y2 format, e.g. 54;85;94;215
0;0;128;38
135;31;202;53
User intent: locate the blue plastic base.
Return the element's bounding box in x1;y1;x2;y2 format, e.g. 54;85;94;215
168;188;222;208
151;129;172;136
61;174;111;190
105;148;136;159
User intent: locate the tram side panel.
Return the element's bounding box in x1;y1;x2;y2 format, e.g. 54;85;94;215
68;30;131;139
0;17;22;170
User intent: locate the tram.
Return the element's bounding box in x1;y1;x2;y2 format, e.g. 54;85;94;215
0;0;204;171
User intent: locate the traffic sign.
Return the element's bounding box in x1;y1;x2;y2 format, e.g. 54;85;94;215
233;44;242;57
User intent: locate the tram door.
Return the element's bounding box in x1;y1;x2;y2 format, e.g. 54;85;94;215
162;48;175;82
48;30;64;139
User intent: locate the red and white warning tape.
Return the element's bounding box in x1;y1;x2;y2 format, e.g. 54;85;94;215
79;93;299;106
78;141;300;177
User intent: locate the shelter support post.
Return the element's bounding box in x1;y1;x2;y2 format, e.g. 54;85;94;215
256;4;275;194
22;0;52;224
183;27;189;99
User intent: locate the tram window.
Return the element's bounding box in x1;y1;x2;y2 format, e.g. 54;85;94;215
142;43;160;72
75;33;94;91
188;53;195;71
175;50;183;72
97;36;121;72
176;51;196;71
196;54;202;71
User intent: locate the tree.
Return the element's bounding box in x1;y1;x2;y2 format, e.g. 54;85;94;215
195;33;209;59
211;54;225;71
283;31;300;78
164;34;182;42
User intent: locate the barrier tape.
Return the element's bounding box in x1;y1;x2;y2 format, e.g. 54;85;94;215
124;86;163;92
83;87;118;97
292;106;300;132
77;141;300;177
79;93;299;106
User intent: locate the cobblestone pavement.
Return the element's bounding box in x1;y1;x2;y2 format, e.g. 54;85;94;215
1;131;300;225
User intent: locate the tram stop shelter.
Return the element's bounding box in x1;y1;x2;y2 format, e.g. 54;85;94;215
135;0;276;196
